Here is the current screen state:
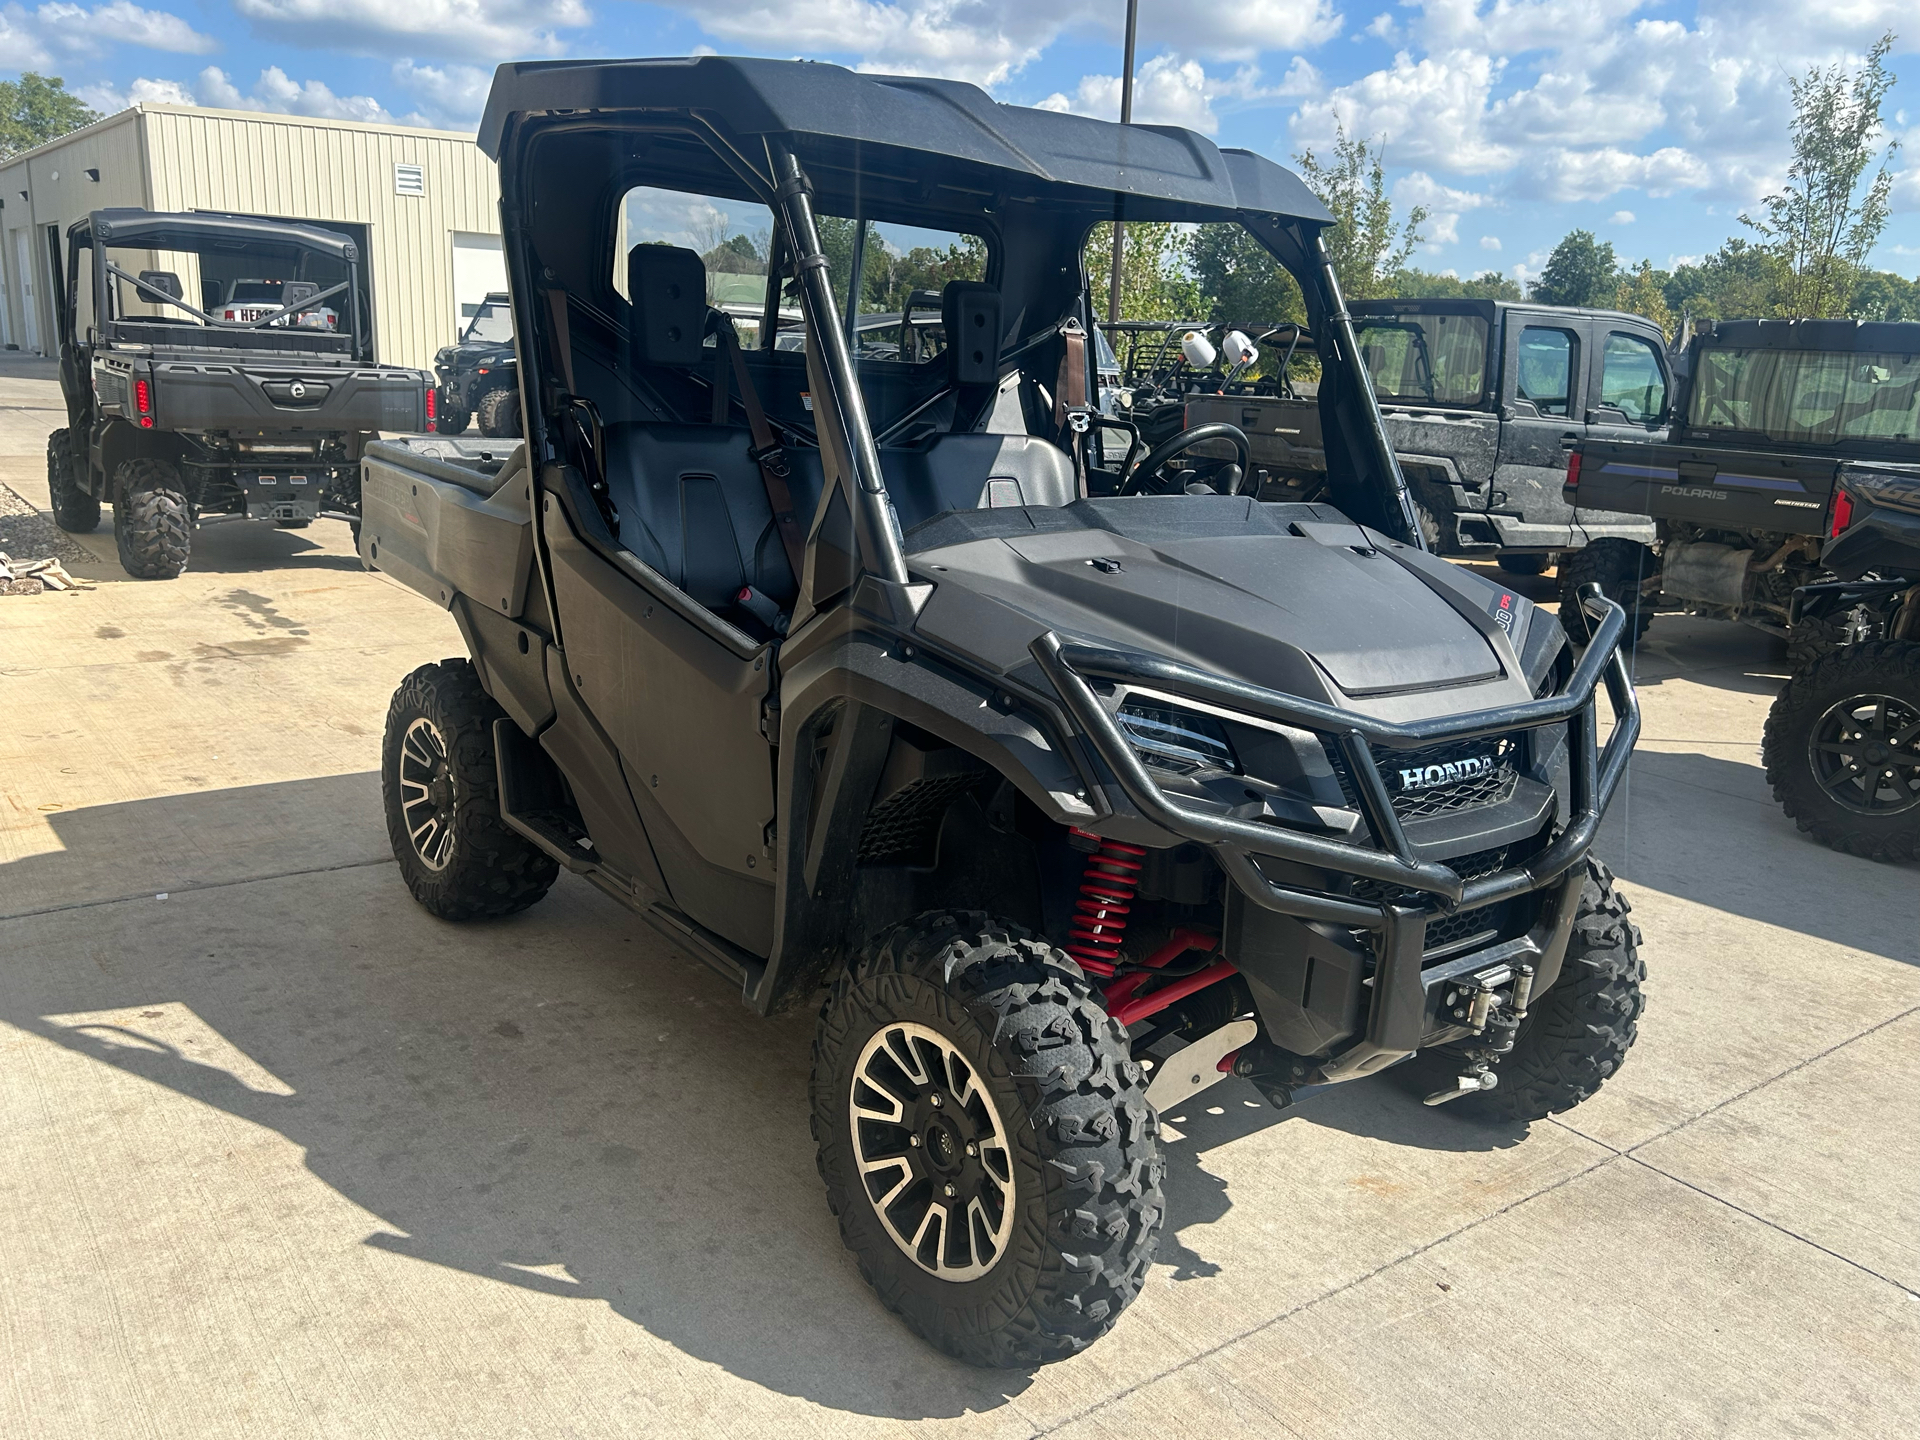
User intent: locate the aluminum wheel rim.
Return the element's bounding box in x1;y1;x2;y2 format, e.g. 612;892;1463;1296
1808;691;1920;817
398;716;458;870
849;1021;1016;1282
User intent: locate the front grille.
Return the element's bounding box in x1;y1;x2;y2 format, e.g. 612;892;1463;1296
1377;736;1520;820
1351;842;1516;958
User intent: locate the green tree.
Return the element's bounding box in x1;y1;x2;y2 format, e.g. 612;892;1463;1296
1849;268;1919;321
1082;222;1206;321
1741;31;1900;318
1293;124;1427;300
1391;267;1523;301
1189;223;1302;324
1530;230;1620;307
0;73;101;162
1663;240;1790;322
1612;259;1675;337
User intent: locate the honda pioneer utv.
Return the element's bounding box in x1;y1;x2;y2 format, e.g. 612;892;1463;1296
360;57;1645;1368
1561;317;1920;649
47;209;429;578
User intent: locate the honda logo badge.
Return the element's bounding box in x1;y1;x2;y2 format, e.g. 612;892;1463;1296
1398;755;1496;791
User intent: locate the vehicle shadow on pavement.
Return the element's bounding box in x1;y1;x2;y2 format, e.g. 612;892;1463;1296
1607;747;1919;963
55;518;365;577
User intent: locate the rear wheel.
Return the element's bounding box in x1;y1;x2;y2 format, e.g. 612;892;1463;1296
1558;538;1655;644
477;386;521;438
111;458;191;579
436;406;471;436
47;429;100;533
381;660;559;919
1763;641;1920;862
812;912;1163;1367
1460;856;1644;1122
1497;553;1550;577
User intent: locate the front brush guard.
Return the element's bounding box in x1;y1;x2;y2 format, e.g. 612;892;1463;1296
1029;586;1640;1079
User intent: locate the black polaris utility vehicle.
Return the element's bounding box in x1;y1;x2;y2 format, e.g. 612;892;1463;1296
1764;466;1920;860
1563;317;1920;648
361;57;1645;1367
433;291;522;437
47;209;429;577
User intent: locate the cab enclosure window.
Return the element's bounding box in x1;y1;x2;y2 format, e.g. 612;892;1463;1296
1689;346;1920;444
1596;333;1666;424
1357;313;1490;407
1515;327;1575;417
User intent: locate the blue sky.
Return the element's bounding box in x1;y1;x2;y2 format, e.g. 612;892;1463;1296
6;1;1916;284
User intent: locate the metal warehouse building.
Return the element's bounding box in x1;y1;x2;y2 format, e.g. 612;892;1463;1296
0;104;502;371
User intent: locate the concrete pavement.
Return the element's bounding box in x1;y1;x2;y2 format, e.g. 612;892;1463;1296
2;352;1915;1437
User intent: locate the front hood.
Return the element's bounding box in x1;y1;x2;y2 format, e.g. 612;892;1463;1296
908;497;1543;717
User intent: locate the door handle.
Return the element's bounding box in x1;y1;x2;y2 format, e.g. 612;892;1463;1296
1559;434;1578;449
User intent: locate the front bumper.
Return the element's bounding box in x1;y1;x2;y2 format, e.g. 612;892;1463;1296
1030;589;1640;1077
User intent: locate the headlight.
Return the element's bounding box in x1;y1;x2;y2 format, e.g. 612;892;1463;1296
1117;699;1237;776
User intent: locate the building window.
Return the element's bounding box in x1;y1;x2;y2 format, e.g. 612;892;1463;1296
394;163;425;197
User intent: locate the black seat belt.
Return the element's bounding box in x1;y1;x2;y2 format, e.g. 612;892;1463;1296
711;320;808;581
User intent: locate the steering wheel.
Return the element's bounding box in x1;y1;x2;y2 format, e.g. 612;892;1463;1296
1119;422;1253;496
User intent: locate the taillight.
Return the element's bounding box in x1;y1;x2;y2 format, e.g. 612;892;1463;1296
134;377;153;429
223;309;237;321
1564;450;1582;489
1828;487;1855;538
425;386;436;426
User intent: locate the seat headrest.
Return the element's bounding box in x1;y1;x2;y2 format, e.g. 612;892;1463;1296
942;281;1001;386
137;270;183;301
628;245;708;367
282;281;320;307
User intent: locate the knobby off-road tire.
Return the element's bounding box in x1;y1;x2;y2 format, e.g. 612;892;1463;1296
1763;641;1920;862
382;660;559;920
47;429;101;533
812;912;1163;1367
477;387;522;438
1558;538;1656;645
1461;857;1644;1123
1497;552;1551;577
111;458;191;579
1784;611;1844;669
436;406;472;436
1410;496;1443;552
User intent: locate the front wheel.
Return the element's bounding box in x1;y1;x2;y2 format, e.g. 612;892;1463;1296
1460;856;1644;1122
812;912;1163;1367
477;387;521;438
1558;538;1655;644
381;660;560;919
47;429;100;533
1763;641;1920;862
436;406;472;436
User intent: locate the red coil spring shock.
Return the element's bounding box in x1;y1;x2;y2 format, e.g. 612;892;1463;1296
1066;827;1145;977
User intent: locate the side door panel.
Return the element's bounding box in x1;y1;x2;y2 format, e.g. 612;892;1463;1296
1579;325;1673;536
1490;316;1587;543
544;511;778;955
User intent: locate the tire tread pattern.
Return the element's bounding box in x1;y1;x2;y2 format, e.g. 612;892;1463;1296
811;911;1163;1367
382;659;560;919
1763;640;1920;862
1558;538;1655;644
112;458;191;579
1466;857;1644;1122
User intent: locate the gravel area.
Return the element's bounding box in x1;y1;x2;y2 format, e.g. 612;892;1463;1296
0;481;96;567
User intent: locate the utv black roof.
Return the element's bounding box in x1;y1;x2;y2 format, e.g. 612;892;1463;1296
478;56;1334;226
1702;317;1920;351
69;209;360;264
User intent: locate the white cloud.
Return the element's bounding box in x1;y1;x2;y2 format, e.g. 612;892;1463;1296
232;0;585;64
1394;170;1494;248
1291;1;1918;210
1038;53;1321;136
390;61;493;129
1609;209;1636;224
0;1;217;68
1479;235;1501;250
91;65;439;128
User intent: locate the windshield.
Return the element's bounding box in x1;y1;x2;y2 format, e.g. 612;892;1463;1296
1356;313;1490;406
1689;346;1920;445
464;300;514;344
